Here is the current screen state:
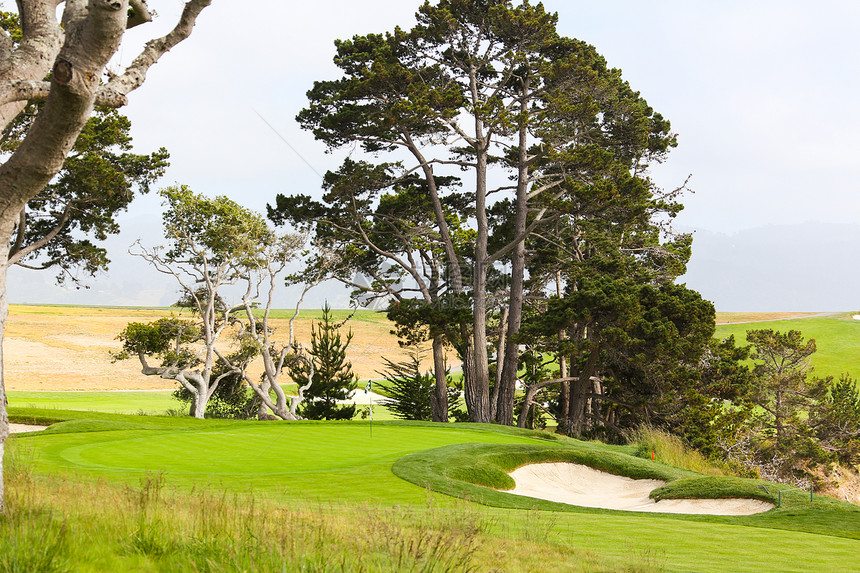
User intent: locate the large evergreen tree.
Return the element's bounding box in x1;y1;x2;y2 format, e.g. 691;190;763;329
278;0;679;425
746;329;830;473
4;104;169;285
289;304;358;420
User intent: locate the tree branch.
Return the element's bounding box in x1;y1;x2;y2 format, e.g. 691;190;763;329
7;200;73;265
104;0;213;98
126;0;153;29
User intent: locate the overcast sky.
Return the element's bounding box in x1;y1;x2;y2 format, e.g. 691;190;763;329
8;1;860;310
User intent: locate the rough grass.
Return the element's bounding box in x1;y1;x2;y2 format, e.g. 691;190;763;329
626;426;732;476
4;304;453;390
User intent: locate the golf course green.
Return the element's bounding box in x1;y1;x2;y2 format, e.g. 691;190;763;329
4;309;860;571
6;409;860;572
20;418;540;504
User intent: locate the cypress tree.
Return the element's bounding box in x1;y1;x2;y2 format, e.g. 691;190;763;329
290;303;357;420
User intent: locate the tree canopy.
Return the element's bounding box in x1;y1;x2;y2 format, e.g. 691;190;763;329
0;0;213;512
4;104;169;284
276;0;684;427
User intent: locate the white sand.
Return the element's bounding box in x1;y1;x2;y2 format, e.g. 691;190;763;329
8;423;48;434
505;463;774;515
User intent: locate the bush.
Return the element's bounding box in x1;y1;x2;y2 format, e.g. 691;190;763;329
378;351;463;421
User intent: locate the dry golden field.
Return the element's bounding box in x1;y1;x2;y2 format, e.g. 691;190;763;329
3;305;822;391
714;312;821;324
3;305;425;391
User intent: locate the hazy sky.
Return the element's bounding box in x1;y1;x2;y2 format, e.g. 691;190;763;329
8;1;860;309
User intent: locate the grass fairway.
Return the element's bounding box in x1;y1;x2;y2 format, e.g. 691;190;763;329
714;312;860;379
7;390;177;414
5;389;399;420
6;410;860;571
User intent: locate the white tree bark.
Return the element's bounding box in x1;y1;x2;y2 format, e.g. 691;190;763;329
0;0;213;511
227;237;307;421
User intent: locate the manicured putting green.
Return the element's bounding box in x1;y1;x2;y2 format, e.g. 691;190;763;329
23;421;543;504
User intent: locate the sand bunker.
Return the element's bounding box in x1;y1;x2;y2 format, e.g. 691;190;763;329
506;463;773;515
8;423;48;434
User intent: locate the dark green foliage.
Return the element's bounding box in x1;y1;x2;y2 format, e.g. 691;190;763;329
378;352;462;421
172;376;258;420
172;287;227;315
747;331;828;450
289;304;357;420
813;374;860;466
0;10;22;43
160;185;273;265
522;278;719;439
667;335;754;458
4;105;169;285
113;317;201;369
744;329;832;479
378;353;434;421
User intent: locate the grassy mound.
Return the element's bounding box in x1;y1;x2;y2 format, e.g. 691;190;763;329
392;439;860;540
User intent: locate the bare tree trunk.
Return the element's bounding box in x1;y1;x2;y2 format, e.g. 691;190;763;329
517;377;577;429
192;395;206;419
256;379;272;418
430;334;448;423
566;348;600;436
490;305;508;422
468;145;491;423
0;242;9;514
496;92;530;426
517;384;541;429
556;274;569;434
558;353;570;435
496;236;524;425
590;376;603;432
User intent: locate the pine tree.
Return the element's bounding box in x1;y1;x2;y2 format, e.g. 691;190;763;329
290;303;357;420
378;352;434;421
378;350;463;422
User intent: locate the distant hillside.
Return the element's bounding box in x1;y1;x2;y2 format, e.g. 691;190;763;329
680;223;860;312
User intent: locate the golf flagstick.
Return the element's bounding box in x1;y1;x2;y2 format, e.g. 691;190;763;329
365;379;372;438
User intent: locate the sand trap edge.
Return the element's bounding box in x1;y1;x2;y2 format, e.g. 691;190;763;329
503;462;774;516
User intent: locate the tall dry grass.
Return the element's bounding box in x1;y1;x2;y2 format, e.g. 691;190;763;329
627;426;733;477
